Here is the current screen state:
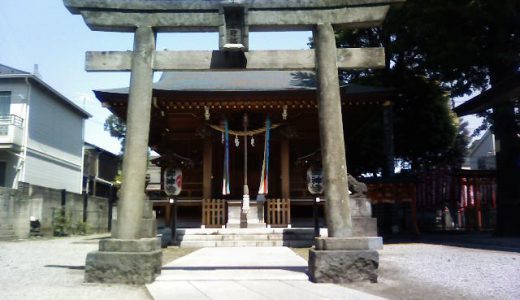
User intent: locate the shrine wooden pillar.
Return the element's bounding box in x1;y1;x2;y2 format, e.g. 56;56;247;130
203;138;213;199
281;140;290;200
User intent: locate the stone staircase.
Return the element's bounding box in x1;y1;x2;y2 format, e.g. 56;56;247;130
174;228;320;248
0;224;17;241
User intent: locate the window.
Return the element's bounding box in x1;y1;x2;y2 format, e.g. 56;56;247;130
0;92;11;136
0;91;11;115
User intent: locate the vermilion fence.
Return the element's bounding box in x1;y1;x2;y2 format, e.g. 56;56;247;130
416;169;496;230
366;169;497;232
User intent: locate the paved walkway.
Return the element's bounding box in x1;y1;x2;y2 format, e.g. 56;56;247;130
147;247;384;300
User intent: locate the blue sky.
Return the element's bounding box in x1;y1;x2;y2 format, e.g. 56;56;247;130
0;0;312;154
0;1;482;155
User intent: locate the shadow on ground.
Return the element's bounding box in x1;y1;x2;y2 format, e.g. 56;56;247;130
45;265;85;270
162;266;307;273
383;232;520;253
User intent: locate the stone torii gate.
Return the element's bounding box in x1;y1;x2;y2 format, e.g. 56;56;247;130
64;0;403;284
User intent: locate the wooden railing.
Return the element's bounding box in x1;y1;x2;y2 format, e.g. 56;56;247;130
266;198;291;227
202;199;226;228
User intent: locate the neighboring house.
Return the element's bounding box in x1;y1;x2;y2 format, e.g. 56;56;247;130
0;64;90;193
83;142;119;197
463;129;496;170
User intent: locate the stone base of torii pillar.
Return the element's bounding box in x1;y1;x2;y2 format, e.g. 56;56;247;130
309;196;381;283
308;239;380;283
84;200;162;284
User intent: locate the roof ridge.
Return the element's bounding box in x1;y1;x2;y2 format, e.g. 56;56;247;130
0;63;30;75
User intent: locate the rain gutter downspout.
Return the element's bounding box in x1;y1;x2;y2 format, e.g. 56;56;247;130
20;76;32;185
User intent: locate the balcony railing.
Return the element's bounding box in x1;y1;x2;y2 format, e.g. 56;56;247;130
0;114;24;136
0;115;24;147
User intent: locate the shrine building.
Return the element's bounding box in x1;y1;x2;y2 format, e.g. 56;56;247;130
95;70;393;230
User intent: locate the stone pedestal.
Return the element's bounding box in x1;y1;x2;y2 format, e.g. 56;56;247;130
309;237;380;283
348;196;379;240
226;200;266;228
226;200;242;228
245;201;266;228
85;238;162;284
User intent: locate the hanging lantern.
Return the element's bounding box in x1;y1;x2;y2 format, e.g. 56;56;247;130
235;135;240;147
204;106;210;121
250;135;255;147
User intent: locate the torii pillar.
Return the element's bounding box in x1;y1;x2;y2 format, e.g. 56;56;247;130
83;26;162;284
308;23;381;283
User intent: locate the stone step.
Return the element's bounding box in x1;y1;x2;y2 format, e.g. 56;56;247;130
174;228;322;247
176;233;314;242
176;239;314;248
177;228;318;235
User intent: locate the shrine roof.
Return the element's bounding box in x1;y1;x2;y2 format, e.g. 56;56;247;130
95;70;393;99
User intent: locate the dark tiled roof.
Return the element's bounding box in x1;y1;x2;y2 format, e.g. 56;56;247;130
97;71;393;94
0;64;30;75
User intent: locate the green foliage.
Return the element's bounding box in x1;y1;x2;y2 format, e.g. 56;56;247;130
391;72;459;170
52;209;90;236
72;221;90;235
52;208;70;237
104;114;126;153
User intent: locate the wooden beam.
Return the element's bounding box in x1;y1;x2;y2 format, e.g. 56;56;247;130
76;5;390;32
86;48;385;71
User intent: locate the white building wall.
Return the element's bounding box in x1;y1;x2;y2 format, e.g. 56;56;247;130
468;132;496;170
24;150;82;192
0;80;29;187
24;83;84;193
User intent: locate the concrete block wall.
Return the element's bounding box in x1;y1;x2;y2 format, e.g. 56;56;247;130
0;182;110;239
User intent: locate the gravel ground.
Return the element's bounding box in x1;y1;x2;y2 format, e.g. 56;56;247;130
2;236;519;300
347;244;520;300
0;235;151;300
